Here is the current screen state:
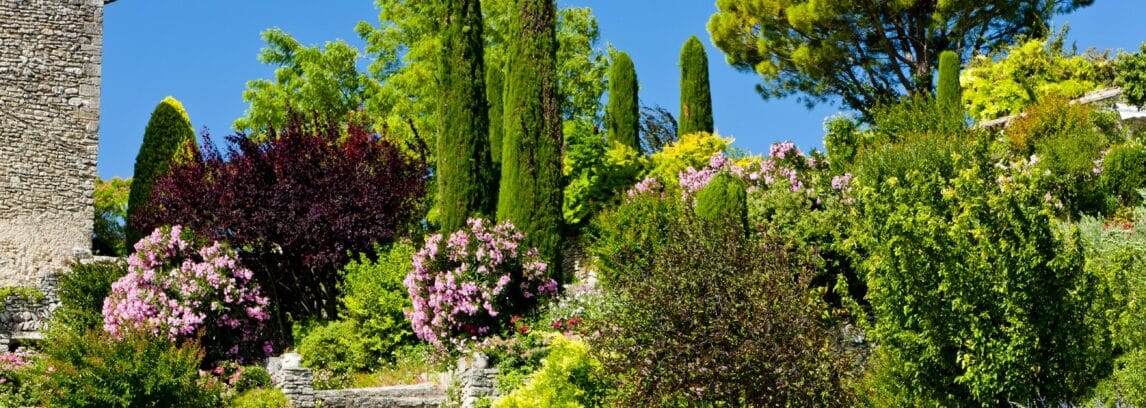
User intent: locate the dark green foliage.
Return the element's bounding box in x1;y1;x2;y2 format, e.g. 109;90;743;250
437;0;496;232
679;35;714;137
487;61;505;166
55;260;128;332
593;212;858;406
1099;143;1146;209
607;50;639;151
854;136;1110;406
936;50;962;115
695;172;747;232
36;329;219;408
497;0;564;276
126;96;197;247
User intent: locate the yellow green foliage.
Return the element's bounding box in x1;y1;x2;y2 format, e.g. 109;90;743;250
648;131;732;185
962;36;1114;121
495;335;607;408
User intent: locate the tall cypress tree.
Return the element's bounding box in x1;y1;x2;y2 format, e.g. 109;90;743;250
607;50;640;151
487;61;505;167
437;0;496;232
679;35;714;137
936;50;963;117
126;96;197;247
497;0;564;278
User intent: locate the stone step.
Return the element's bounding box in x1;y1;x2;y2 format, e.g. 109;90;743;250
316;383;448;408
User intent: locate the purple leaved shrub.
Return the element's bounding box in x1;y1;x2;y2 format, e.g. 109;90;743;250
405;218;558;350
103;225;272;363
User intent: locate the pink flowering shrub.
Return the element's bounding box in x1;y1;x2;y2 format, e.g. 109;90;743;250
405;218;559;350
673;144;854;204
103;225;272;363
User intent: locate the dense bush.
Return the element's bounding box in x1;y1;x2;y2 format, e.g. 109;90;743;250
297;319;373;383
563;119;647;227
1098;142;1146;210
140;123;428;329
593;212;857;406
853;135;1111;406
495;335;610;408
0;350;41;407
35;329;220;408
1007;97;1115;216
226;388;291;408
587;191;682;286
102;226;271;363
338;243;418;362
1117;43;1146;109
55;259;128;332
406;218;558;350
694;172;747;231
127;96;198;246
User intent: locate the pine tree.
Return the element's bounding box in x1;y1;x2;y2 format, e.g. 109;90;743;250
936;50;963;117
679;35;714;137
497;0;564;278
607;50;640;151
437;0;496;232
126;96;197;247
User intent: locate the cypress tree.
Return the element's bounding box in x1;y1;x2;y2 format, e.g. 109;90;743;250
936;50;963;117
679;35;714;137
607;50;640;151
437;0;496;232
126;96;197;247
487;61;505;168
497;0;564;278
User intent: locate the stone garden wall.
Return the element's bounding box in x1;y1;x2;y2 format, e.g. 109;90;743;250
0;0;104;288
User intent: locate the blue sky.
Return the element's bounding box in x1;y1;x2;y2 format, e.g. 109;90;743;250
98;1;1146;179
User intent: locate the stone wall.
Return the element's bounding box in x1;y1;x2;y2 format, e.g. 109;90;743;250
0;0;103;287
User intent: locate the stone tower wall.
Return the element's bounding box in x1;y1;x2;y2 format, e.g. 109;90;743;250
0;0;103;287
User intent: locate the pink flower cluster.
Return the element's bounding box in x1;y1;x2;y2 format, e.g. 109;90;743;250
627;177;663;197
103;226;272;362
405;218;558;350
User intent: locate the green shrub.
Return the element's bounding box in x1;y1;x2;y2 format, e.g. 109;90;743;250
297;319;373;385
854;137;1111;406
495;335;610;408
35;328;220;408
55;260;128;332
338;243;417;362
0;350;43;407
226;388;291;408
593;212;857;406
1099;143;1146;209
1088;349;1146;407
587;193;683;286
1117;43;1146;109
234;366;272;393
694;172;747;232
93;176;132;256
126;96;197;246
868;94;965;146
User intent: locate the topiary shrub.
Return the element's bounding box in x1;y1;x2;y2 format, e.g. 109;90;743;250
55;259;128;332
35;328;220;408
102;225;271;364
405;218;558;350
936;50;962;117
694;172;747;232
127;96;197;247
495;334;611;408
593;212;857;406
